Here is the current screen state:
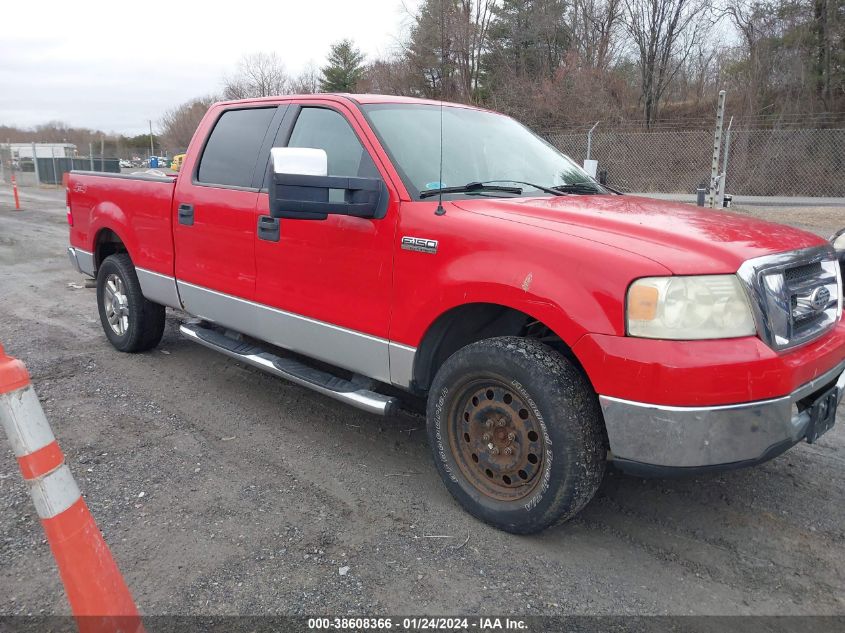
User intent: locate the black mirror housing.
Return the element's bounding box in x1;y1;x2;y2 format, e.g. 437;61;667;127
270;173;388;220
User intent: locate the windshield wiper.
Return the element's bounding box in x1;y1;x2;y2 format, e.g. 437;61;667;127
552;182;606;194
479;180;566;196
419;181;523;198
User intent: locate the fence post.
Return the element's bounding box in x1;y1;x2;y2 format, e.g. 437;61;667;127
708;90;726;208
31;142;41;186
717;120;733;208
584;121;600;178
51;146;58;186
89;143;94;171
586;121;599;162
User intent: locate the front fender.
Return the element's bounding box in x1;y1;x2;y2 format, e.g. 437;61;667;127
391;206;671;349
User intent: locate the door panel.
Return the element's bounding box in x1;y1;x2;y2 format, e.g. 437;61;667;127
173;185;259;298
173;105;281;303
253;103;398;379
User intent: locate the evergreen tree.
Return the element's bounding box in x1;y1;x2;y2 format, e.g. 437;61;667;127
320;39;366;92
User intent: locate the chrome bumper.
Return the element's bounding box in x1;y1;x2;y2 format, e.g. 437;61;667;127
67;247;95;277
600;358;845;471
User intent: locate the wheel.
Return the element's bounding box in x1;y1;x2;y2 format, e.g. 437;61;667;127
426;336;606;534
96;253;165;352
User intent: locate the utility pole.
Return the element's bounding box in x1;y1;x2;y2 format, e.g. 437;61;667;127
149;120;155;160
708;90;726;209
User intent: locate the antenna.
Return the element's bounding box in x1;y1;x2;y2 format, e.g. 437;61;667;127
435;0;446;216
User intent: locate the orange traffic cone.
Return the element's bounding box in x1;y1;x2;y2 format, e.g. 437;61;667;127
0;343;144;633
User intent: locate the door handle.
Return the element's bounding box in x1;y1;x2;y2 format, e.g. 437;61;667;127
178;203;194;226
257;215;280;242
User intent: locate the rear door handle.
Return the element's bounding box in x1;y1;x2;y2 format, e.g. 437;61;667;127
257;215;280;242
178;203;194;226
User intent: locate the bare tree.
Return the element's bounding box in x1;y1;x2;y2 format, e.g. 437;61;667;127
405;0;496;101
452;0;496;99
223;52;290;99
290;62;321;94
573;0;624;70
358;56;419;95
159;96;217;152
623;0;711;125
485;0;572;81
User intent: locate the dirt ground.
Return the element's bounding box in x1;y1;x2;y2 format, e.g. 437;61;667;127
1;186;844;617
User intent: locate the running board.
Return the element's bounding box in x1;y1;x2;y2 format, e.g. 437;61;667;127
179;322;397;416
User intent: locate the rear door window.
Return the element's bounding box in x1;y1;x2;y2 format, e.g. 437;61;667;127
197;107;277;188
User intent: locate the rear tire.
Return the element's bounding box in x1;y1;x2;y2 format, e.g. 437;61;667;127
426;336;606;534
96;253;165;352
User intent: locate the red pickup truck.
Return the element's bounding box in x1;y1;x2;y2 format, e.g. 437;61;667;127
67;94;845;533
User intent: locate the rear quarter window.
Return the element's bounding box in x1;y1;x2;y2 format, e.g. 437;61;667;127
197;107;276;188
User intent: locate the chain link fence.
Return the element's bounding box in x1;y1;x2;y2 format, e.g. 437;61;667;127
1;144;121;187
4;130;843;197
545;127;845;198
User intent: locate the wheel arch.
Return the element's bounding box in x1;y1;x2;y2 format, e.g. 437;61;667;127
93;227;130;270
410;302;589;394
88;199;137;273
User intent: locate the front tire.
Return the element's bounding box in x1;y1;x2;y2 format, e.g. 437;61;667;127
96;253;165;352
426;336;606;534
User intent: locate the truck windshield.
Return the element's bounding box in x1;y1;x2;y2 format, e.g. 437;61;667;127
362;103;598;200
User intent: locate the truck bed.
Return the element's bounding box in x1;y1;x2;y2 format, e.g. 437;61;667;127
67;170;177;278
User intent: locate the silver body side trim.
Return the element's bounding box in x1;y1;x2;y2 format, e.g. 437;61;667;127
388;342;417;389
177;281;409;385
180;324;397;416
68;243;418;386
136;268;182;309
67;247;95;277
600;358;845;468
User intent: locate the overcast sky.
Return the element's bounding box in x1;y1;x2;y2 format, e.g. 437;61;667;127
1;0;418;135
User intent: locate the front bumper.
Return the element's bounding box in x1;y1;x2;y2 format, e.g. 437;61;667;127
600;358;845;474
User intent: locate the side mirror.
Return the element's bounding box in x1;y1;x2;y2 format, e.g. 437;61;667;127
269;147;388;220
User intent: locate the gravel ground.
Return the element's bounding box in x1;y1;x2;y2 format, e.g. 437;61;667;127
0;186;843;618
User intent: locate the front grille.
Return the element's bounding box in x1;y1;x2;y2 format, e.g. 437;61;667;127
784;262;821;283
739;246;842;350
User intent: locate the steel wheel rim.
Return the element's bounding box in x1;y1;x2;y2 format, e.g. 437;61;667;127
447;377;546;502
103;273;129;336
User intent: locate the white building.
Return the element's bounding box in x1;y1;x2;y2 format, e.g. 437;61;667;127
9;143;77;159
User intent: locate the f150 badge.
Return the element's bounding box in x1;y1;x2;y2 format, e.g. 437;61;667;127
401;236;438;254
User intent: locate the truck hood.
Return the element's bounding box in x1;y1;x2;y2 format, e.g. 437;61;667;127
453;194;826;274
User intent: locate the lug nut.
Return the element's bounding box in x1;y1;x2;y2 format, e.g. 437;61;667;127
490;446;500;455
496;418;506;427
503;446;514;455
507;432;516;441
482;433;491;442
487;442;495;450
485;419;494;428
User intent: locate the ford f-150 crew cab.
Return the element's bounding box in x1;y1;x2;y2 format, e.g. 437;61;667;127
66;94;845;534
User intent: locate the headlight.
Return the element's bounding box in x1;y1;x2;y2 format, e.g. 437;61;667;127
627;275;757;339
